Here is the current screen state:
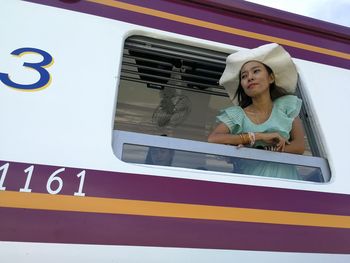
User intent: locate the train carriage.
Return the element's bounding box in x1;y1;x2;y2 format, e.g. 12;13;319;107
1;0;350;262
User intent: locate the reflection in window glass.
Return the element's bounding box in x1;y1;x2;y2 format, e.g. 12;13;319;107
122;144;323;182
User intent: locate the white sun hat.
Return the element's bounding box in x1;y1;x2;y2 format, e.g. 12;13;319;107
219;43;298;104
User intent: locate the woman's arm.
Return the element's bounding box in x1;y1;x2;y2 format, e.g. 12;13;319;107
208;118;305;154
284;117;305;154
207;123;244;145
254;117;305;154
208;123;291;149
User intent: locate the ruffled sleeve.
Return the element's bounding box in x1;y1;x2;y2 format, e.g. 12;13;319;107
216;106;244;134
274;95;302;119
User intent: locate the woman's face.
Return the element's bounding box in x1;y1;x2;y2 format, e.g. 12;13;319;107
240;61;274;98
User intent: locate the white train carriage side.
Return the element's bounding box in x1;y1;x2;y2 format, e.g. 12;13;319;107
1;0;350;262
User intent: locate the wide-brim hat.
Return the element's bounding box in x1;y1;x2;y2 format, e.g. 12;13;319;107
219;43;298;104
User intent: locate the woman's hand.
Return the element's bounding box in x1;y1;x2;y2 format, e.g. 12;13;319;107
256;132;288;152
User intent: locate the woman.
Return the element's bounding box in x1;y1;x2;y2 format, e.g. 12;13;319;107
208;43;305;179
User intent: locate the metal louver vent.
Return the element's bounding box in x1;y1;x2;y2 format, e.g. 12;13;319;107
121;36;229;97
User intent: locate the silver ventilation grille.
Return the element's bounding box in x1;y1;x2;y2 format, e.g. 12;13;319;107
121;35;228;97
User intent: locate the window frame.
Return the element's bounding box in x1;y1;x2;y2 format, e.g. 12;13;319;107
113;130;330;182
113;35;331;183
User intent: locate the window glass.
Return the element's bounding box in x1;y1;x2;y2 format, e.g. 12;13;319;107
114;36;230;142
122;144;323;182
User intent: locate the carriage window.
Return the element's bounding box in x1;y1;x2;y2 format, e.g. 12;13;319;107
113;35;330;182
121;143;324;182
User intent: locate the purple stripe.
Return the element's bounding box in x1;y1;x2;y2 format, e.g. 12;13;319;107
119;0;350;52
52;0;350;52
2;159;350;216
187;0;350;39
24;0;350;69
1;207;350;253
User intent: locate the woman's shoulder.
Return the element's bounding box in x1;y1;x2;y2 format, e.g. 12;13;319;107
216;106;244;133
274;94;301;105
218;106;245;121
220;105;243;115
274;95;302;118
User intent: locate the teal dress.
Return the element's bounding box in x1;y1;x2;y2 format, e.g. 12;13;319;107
217;95;302;180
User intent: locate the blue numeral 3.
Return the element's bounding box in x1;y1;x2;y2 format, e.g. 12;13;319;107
0;47;54;91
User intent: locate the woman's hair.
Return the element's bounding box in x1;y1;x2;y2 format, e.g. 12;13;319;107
235;64;288;108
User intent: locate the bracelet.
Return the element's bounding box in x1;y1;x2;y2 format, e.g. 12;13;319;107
248;132;255;147
239;133;250;145
239;132;255;147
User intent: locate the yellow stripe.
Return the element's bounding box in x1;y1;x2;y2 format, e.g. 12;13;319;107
1;191;350;229
87;0;350;60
